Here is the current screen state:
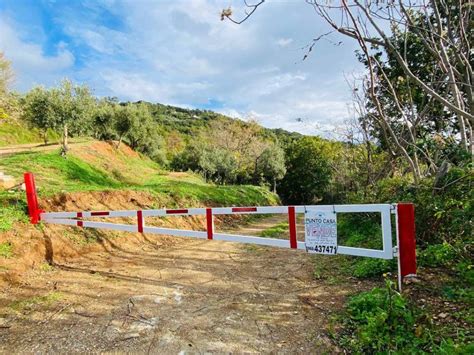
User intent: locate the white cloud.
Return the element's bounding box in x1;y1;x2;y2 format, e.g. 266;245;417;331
276;37;293;47
1;0;366;136
0;16;74;89
100;70;173;103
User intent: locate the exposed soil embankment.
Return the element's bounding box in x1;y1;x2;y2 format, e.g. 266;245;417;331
0;190;246;287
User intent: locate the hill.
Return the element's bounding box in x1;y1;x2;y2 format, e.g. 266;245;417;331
0;139;278;284
1;139;278;210
0;120;59;147
0;139;279;233
142;101;302;141
1;101;302;148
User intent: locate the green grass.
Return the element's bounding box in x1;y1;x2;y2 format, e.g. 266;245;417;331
258;221;289;239
338;278;474;353
0;242;13;258
337;213;383;250
9;291;63;312
1;151;121;194
0;148;278;231
309;213;396;280
312;254;354;284
1;150;277;205
0;122;59;147
39;263;54;272
0;203;29;232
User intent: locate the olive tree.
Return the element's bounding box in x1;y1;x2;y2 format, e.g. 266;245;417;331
22;86;56;144
50;79;95;153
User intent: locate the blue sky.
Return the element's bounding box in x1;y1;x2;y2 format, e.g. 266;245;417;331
0;0;364;135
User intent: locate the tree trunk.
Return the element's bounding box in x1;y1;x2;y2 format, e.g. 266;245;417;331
62;123;69;155
115;136;122;149
43;130;48;145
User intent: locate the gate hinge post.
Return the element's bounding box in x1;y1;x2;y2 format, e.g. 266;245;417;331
392;246;399;257
390;203;398;214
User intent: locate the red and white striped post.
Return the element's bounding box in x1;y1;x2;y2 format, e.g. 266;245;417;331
24;172;41;224
397;203;417;281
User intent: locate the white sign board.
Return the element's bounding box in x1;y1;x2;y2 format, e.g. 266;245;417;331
304;210;338;254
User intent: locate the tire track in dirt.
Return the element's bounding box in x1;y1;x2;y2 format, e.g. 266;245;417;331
0;215;370;353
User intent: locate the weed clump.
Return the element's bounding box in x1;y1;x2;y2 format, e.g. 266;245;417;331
0;242;13;258
339;279;473;353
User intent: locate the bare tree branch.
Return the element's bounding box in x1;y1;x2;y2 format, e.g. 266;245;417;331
221;1;265;24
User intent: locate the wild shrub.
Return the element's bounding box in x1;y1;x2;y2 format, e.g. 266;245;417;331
352;258;396;279
418;242;458;268
341;280;421;353
340;278;473;353
376;166;473;249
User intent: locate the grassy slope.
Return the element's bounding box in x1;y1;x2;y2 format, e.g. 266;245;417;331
0;122;59;147
0;140;278;230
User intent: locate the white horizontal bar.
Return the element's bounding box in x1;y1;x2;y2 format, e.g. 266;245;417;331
337;246;390;259
143;226;207;239
211;206;289;215
304;204;392;213
41;218;138;232
214;233;288;248
41;212;77;219
82;221;137;232
296;241;307;250
94;210;135;218
142;208;208;217
43;219;393;259
42;218;77;226
41;204;394;220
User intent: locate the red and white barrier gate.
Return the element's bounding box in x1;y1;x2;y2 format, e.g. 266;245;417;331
24;172;416;289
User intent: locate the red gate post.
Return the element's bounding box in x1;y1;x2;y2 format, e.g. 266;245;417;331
397;203;417;280
206;208;214;240
24;172;41;224
288;206;297;249
137;210;144;233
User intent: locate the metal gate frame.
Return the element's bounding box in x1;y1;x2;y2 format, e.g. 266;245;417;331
23;172;417;290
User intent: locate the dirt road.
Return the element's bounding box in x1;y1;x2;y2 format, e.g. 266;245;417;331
0;140;90;156
0;216;368;353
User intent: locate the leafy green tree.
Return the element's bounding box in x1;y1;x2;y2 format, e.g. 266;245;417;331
116;103;166;163
114;105;134;148
22;86;56;144
23;79;96;153
199;147;237;184
92;99;117;141
50;79;95;153
255;143;286;192
0;53;20;121
170;142;201;172
278;137;331;204
0;52;13;97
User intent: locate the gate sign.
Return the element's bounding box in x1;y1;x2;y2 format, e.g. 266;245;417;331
304;210;337;254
